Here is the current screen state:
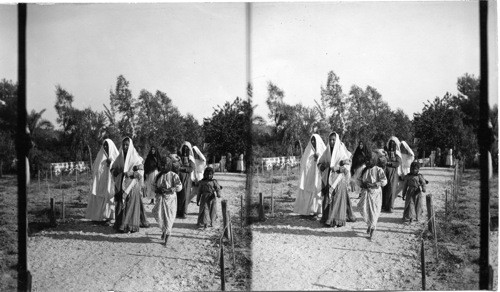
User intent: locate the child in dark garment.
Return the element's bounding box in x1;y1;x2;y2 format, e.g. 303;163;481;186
196;167;222;229
402;162;428;223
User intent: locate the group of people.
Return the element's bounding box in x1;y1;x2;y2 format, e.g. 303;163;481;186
85;137;223;246
294;132;428;239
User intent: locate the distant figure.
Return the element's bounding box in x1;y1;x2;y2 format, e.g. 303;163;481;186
197;167;222;228
382;136;402;213
445;148;454;167
402;162;427;223
111;137;150;233
177;141;195;219
86;139;119;223
357;152;388;239
226;153;233;172
152;157;182;246
220;155;226;173
236;153;245;173
317;132;356;227
293;134;326;218
144;146;161;205
436;148;442;167
429;150;436;168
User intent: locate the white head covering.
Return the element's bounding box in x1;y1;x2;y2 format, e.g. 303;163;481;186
112;137;144;194
91;139;119;197
299;134;326;191
399;140;415;175
192;145;206;182
387;136;403;176
180;141;196;180
318;132;351;190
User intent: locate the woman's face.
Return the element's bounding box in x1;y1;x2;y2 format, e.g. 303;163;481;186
389;140;396;151
329;134;336;148
182;145;189;156
103;141;109;155
123;139;130;153
151;147;156;154
311;137;316;150
359;142;364;149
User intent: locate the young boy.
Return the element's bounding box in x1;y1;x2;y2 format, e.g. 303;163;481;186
152;158;183;246
197;167;222;229
402;161;428;223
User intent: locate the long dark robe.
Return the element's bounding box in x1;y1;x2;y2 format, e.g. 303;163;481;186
351;144;369;176
177;158;195;217
323;175;356;227
144;151;161;177
114;172;150;232
402;173;426;221
382;153;401;211
197;179;221;226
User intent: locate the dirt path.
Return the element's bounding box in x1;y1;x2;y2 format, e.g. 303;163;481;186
251;168;455;290
27;172;247;291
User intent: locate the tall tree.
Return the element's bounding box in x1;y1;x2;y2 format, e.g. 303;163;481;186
320;71;348;137
54;85;74;136
110;75;136;138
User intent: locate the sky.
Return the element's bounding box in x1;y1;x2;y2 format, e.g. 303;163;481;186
0;2;498;127
251;1;497;121
0;3;247;126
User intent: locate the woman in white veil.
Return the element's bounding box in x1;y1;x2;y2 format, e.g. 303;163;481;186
293;134;326;219
85;139;119;223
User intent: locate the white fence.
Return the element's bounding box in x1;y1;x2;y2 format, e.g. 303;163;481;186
256;156;300;171
50;161;89;176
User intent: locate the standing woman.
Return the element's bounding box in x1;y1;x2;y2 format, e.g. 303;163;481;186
293;134;326;218
317;132;356;227
350;141;370;192
236;153;245;173
111;137;150;233
399;140;415;176
85;139;119;223
190;145;207;203
445;148;454;167
144;146;161;205
357;152;388;239
382;136;402;213
177;141;195;219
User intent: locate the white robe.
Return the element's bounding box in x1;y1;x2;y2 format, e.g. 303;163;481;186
85;139;119;221
293;134;326;215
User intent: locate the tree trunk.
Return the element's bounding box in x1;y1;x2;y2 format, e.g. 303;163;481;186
87;144;93;171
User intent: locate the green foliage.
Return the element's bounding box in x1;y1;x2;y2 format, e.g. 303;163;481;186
203;96;252;162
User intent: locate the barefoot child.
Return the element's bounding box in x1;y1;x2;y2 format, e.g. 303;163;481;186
402;161;427;223
152;158;182;246
357;152;388;239
197;167;222;228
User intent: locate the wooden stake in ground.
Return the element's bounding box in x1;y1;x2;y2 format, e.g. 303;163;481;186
421;238;426;290
221;200;230;240
270;167;274;216
228;210;235;267
240;194;243;228
49;198;56;227
220;240;225;291
258;192;265;221
426;194;435;234
445;189;448;215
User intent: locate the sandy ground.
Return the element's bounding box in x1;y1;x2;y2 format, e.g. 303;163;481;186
250;167;498;291
26;172;247;292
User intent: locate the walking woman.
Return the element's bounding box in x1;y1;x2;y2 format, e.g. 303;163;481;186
85;139;119;224
152;157;182;246
357;152;388;239
111;137;150;233
293;134;326;218
399;140;415;176
177;141;195;219
382;136;402;213
144;146;161;205
317;132;356;227
350;141;370;192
